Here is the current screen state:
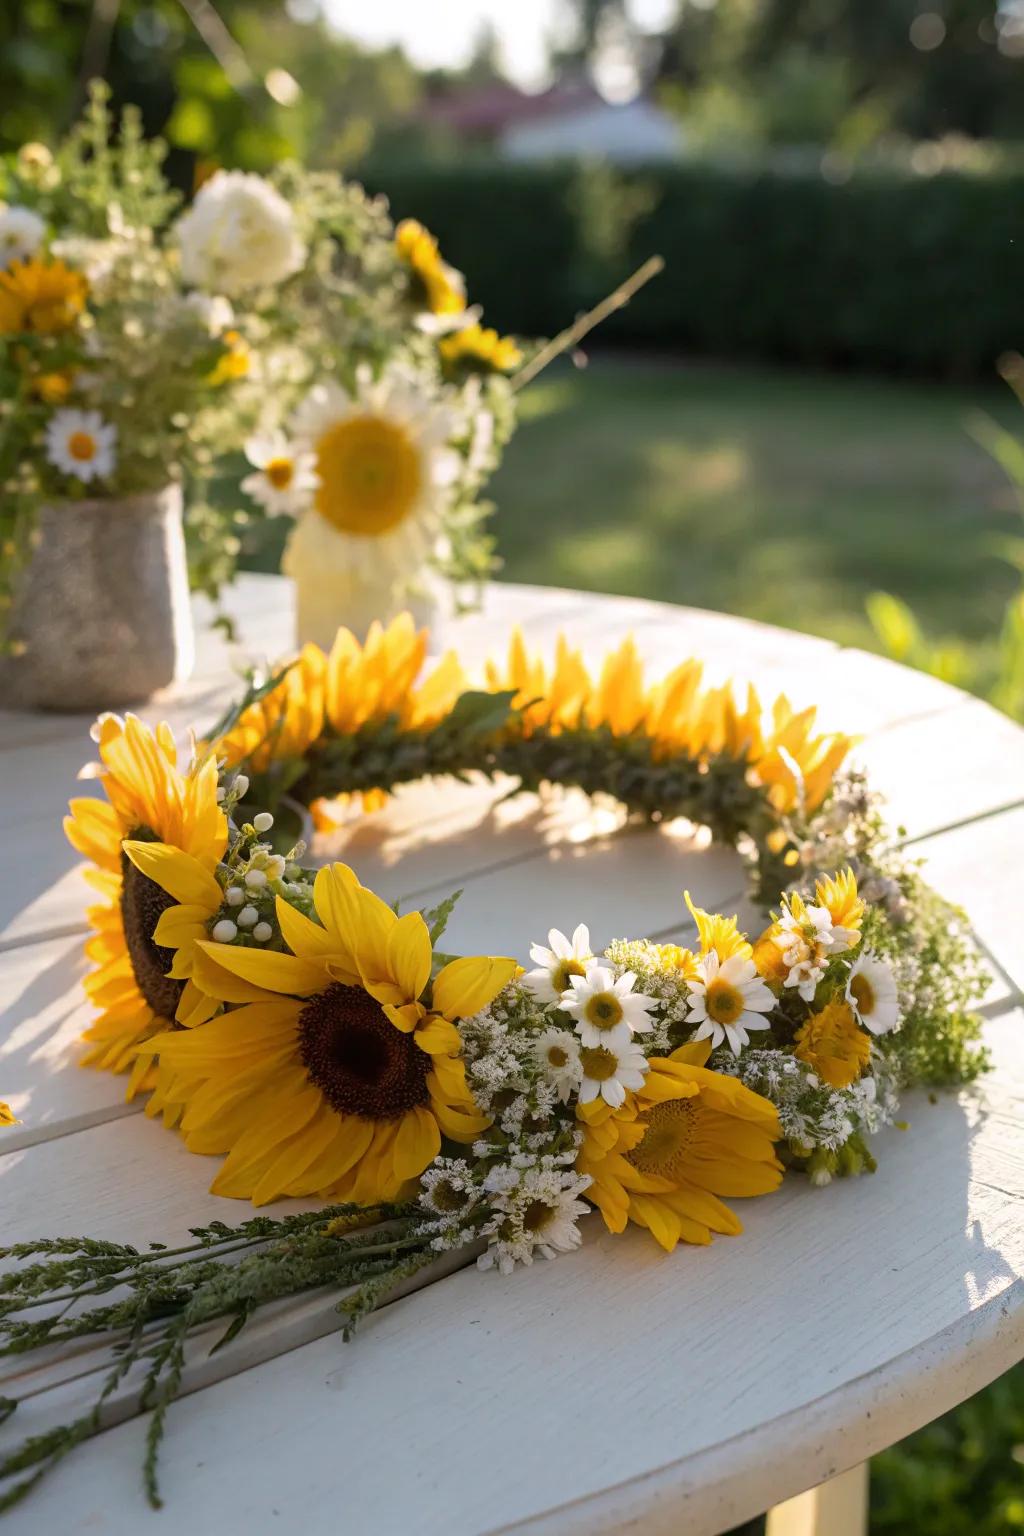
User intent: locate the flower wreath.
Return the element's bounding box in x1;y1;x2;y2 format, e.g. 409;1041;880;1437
0;615;988;1512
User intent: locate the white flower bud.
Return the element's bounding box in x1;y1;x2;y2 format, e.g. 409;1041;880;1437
234;774;250;798
216;786;226;802
253;811;274;832
244;868;267;889
253;922;273;943
224;885;244;906
212;919;238;943
237;905;259;928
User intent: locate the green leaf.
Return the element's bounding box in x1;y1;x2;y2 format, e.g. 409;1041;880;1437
866;591;922;663
422;890;462;946
440;689;519;741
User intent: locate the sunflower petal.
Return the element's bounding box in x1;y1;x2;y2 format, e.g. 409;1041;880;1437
123;840;222;910
196;940;326;998
431;955;518;1021
414;1015;462;1057
393;1105;441;1181
386;911;432;1002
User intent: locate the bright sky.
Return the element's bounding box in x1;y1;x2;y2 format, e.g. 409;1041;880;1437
321;0;678;88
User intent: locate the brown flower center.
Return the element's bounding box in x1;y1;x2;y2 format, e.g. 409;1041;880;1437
120;846;184;1021
522;1199;558;1234
706;978;745;1025
850;973;875;1015
551;958;587;994
298;982;431;1120
627;1096;701;1180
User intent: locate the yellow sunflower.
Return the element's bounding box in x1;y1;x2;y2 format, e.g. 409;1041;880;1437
0;256;88;335
394;218;465;317
577;1040;782;1251
793;1000;871;1089
150;861;517;1206
63;715;227;1097
439;323;522;374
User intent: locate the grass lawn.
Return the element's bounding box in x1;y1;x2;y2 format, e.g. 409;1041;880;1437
489;358;1020;672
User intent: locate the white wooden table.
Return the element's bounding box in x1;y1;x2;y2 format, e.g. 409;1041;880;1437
1;577;1022;1536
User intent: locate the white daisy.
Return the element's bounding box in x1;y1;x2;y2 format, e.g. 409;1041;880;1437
772;902;856;1002
478;1167;591;1274
44;409;117;484
845;950;901;1035
532;1027;582;1103
577;1032;649;1109
523;923;593;1006
282;367;460;643
0;204;45;269
685;950;774;1056
561;961;658;1046
175;170;306;296
241;432;318;517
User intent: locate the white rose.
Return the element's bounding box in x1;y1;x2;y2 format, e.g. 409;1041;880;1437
175;171;305;296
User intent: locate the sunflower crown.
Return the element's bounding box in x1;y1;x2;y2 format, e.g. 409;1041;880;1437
0;616;991;1513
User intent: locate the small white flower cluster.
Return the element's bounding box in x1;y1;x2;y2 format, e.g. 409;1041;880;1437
720;1046;898;1161
208;778;314;947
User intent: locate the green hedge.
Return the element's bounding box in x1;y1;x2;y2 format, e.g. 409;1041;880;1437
363;160;1024;378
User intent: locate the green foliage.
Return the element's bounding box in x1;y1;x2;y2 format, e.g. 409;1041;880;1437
868;358;1024;720
363;157;1024;378
871;1365;1024;1534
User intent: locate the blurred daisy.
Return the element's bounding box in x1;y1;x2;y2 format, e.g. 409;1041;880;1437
561;961;657;1047
524;923;593;1006
242;433;318;517
285;367;459;585
45;408;116;483
685;950;774;1056
0;205;45;270
182;291;235;337
845;951;900;1035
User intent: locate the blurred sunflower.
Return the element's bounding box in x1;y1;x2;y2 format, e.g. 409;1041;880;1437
577;1040;782;1251
394;218;466;319
0;256;88;335
63;715;227;1097
151;861;517;1205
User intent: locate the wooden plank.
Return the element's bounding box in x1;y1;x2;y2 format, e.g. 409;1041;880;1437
4;1009;1020;1536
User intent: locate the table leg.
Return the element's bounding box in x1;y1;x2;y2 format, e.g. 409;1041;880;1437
764;1462;869;1536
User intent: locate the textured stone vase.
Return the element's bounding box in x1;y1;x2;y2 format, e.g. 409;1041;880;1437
6;484;195;712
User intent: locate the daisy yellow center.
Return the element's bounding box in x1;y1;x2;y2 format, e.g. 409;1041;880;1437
522;1199;558;1234
552;958;586;993
705;977;745;1026
627;1097;700;1179
265;456;295;490
119;843;185;1022
68;431;97;462
297;982;430;1120
579;1044;619;1082
314;415;422;537
850;973;875;1015
546;1044;570;1068
583;992;623;1032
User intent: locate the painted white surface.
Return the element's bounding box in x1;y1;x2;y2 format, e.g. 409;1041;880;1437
0;578;1021;1534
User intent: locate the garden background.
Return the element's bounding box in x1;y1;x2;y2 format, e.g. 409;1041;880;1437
5;0;1023;1527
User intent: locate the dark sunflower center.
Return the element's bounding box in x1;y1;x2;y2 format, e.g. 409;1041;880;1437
297;983;431;1121
120;845;184;1022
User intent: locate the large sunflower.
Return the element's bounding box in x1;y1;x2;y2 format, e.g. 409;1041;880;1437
577;1040;782;1251
63;716;227;1096
150;861;517;1205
